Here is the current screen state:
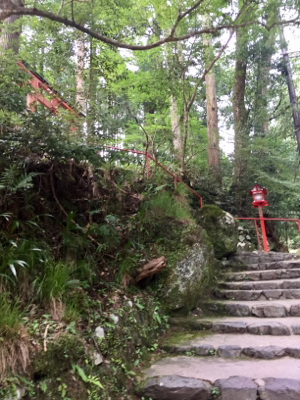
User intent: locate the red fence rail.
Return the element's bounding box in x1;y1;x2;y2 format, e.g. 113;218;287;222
235;217;300;252
100;146;203;208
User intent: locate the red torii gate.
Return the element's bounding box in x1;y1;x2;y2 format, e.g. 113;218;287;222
18;61;84;118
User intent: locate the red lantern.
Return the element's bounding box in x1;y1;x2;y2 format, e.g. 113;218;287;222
249;182;268;208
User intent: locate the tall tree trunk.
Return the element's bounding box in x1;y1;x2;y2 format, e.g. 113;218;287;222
233;17;248;185
203;15;222;184
76;35;85;112
279;26;300;154
0;0;23;54
253;14;276;137
87;37;96;136
180;107;189;178
163;26;182;162
169;95;182;160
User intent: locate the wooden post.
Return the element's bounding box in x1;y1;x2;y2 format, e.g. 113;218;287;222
27;77;39;112
258;206;268;252
51;98;58;114
254;219;262;252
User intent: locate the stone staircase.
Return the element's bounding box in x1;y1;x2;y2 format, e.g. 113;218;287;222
138;251;300;400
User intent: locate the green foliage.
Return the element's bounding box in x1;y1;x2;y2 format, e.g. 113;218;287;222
34;261;80;304
139;191;192;226
0;293;21;336
34;333;85;377
0;239;46;285
0;165;38;193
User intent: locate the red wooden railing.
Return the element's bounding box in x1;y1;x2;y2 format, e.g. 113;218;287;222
18;61;84;117
101;146;203;208
235;217;300;252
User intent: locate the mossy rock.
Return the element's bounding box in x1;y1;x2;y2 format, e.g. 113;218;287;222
161;226;216;315
197;205;238;259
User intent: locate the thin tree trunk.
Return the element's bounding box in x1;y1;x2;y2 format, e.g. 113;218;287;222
180;108;189;178
203;15;222;184
169;95;182;160
279;26;300;154
253;14;276;137
233;19;248;185
0;0;23;54
87;37;96;136
76;35;85;112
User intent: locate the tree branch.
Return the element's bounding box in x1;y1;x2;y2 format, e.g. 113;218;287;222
1;1;299;50
170;0;204;37
186;29;234;112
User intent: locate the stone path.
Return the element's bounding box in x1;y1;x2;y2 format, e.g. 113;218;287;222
138;251;300;400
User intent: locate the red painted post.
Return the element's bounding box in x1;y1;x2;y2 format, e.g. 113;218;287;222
258;206;269;252
200;197;203;208
51;98;58;114
254;219;262;251
174;176;177;189
298;220;300;234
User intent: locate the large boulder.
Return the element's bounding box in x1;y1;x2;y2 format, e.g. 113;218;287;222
197;205;238;258
162;226;216;315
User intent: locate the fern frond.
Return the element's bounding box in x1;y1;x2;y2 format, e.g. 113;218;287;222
0;165;38;192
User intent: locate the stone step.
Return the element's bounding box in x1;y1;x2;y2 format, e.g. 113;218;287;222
225;268;300;281
215;288;300;301
229;251;299;266
139;357;300;400
161;332;300;360
228;259;300;272
170;316;300;335
203;299;300;317
220;278;300;290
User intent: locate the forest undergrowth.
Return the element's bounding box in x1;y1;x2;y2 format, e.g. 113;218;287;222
0;154;203;399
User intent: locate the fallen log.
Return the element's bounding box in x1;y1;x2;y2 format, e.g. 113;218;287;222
135;256;166;283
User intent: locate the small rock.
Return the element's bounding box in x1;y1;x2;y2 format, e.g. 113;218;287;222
110;314;119;324
261;271;281;280
242;346;285;359
246;235;251;240
216;376;257;400
263;290;282;300
290;305;300;316
285;347;300;358
95;326;105;338
218;345;241;358
194;344;215;356
247;322;290;336
251;304;287;318
136;375;212;400
93;351;104;365
291;324;300;334
212;321;247;334
254;282;279;290
258;377;300;400
225;303;250;317
127;300;133;307
239;235;246;242
281;289;297;299
161;344;193;354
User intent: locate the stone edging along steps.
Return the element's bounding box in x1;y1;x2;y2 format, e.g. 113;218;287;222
137;252;300;400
